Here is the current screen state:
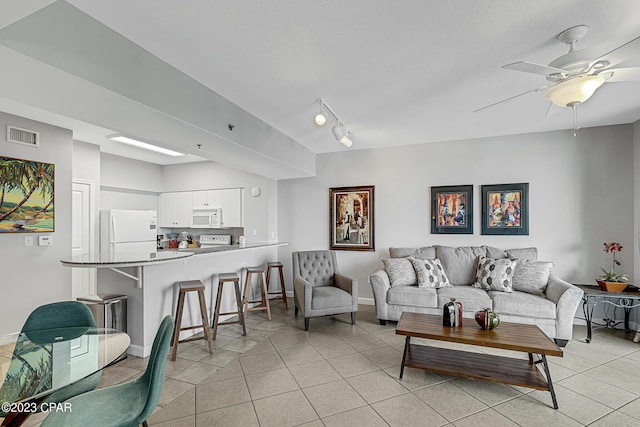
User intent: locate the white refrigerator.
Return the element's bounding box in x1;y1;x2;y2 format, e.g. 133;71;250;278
100;209;158;254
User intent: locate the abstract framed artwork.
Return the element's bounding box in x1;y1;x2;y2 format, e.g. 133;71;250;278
0;156;55;233
431;185;473;234
330;185;374;251
481;182;529;235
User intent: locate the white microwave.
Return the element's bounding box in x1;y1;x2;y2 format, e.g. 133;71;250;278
191;208;222;228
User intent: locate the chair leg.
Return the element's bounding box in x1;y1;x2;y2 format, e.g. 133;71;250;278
170;291;186;361
259;272;272;320
197;289;214;354
378;319;386;326
212;280;224;339
142;421;149;427
278;266;288;309
304;317;309;331
242;269;251;319
351;312;356;325
234;280;247;336
295;306;298;317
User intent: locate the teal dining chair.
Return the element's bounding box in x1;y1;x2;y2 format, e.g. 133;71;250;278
41;315;175;427
0;301;102;419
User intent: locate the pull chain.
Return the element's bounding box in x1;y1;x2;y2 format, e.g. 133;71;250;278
572;104;580;137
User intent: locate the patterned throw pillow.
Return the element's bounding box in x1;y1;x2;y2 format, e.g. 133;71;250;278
382;257;417;287
511;259;554;295
473;256;516;292
410;258;451;288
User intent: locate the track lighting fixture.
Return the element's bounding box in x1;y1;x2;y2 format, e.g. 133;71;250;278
314;100;327;126
314;98;353;148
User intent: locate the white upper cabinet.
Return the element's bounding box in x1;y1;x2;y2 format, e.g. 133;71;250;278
161;188;243;228
192;190;221;210
159;192;192;227
220;188;242;227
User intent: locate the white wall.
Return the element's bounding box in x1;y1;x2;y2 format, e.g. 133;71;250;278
278;125;634;300
100;153;161;211
0;112;73;334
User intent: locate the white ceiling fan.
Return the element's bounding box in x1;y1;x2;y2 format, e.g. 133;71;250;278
475;25;640;131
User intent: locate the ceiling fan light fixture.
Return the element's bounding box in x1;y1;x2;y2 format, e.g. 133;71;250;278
545;75;605;107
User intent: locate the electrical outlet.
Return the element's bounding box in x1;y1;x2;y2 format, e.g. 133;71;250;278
252;229;257;236
24;236;34;247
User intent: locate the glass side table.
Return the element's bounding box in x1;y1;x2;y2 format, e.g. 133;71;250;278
575;284;640;343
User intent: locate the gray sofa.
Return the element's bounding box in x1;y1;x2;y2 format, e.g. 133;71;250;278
369;245;584;346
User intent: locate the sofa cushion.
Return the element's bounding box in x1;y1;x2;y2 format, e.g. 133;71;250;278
390;246;436;260
512;259;554;295
436;246;487;285
382;258;417;287
484;246;506;259
488;290;556;319
436;286;493;312
387;286;437;308
410;258;451;288
311;286;353;310
506;247;538;261
473;256;516;293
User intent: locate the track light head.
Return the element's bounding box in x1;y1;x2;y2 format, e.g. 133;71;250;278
314;112;327;126
332;124;353;148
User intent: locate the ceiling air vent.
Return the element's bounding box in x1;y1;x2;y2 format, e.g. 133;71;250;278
6;125;39;147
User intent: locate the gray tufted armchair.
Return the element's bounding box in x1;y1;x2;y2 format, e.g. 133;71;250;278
292;250;358;331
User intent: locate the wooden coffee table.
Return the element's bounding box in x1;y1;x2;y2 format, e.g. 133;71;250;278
396;312;563;409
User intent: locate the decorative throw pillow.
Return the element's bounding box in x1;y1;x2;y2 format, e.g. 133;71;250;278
473;256;516;292
382;257;417;287
410;258;451;288
511;259;554;295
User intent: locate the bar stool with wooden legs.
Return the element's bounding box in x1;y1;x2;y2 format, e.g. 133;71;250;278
266;261;288;309
170;280;214;361
211;273;247;338
242;267;271;320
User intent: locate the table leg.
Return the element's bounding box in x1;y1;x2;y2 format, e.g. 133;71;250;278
528;353;533;364
624;307;632;332
540;355;558;410
582;297;593;343
399;336;410;379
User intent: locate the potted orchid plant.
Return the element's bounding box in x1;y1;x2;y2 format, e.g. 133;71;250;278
597;242;629;292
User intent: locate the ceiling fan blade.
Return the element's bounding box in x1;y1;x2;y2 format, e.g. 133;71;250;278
590;35;640;68
601;67;640;82
502;61;565;76
473;87;547;113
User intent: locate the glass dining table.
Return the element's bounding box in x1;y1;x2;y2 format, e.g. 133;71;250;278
0;327;130;426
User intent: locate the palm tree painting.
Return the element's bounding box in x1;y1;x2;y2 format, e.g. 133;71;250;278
0;157;54;233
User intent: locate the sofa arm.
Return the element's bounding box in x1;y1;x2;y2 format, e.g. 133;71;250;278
335;273;358;311
293;275;313;317
545;273;584;341
369;268;391;322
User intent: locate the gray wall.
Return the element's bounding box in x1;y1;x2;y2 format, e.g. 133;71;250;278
0;112;73;334
278;125;635;301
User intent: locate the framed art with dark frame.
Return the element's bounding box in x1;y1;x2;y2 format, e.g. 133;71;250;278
431;185;473;234
481;182;529;235
330;185;374;251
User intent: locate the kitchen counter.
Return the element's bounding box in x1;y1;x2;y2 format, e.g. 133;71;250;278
177;241;287;254
62;241;288;357
60;250;193;267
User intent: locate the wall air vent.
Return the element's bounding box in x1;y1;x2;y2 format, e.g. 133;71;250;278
6;125;39;147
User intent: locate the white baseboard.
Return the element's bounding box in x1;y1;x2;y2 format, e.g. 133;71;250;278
358;297;375;305
127;344;146;358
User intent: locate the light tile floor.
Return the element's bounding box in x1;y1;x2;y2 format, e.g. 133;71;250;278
22;302;640;426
